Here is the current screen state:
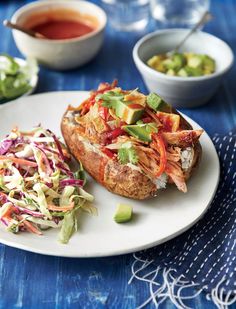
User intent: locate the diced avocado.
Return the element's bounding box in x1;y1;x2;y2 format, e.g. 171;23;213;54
155;62;166;73
177;68;189;77
123;123;158;142
145;122;158;133
147;55;166;73
162;58;176;70
172;53;186;70
185;66;203;77
166;69;176;76
114;203;132;223
146;52;215;77
187;55;203;69
147;55;160;67
147;93;170;112
115;101;144;124
203;69;213;75
202;55;215;73
98;90;144;124
163;54;185;71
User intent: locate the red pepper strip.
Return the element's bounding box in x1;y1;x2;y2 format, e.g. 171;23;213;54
151;133;167;177
80;98;95;116
128;104;144;109
102;127;125;146
142;116;153;123
80;81;118;116
106;127;125;142
97;80;118;92
102;148;115;159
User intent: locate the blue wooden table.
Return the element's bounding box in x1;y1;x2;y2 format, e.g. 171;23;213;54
0;1;235;308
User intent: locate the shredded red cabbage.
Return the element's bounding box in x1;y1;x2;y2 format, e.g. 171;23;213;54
0;139;13;155
14;205;45;218
59;179;83;187
34;144;53;175
56;162;74;178
47;129;66;161
1;218;8;226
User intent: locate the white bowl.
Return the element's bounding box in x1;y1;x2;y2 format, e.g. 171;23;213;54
133;29;234;108
11;0;107;70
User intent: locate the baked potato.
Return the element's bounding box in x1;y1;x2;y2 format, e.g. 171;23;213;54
61;82;203;200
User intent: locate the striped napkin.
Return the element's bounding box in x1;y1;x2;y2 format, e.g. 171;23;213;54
129;131;236;308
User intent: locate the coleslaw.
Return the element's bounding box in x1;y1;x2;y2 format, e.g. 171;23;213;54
0;126;94;243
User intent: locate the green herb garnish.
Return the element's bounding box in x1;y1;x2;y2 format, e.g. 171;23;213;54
118;142;138;165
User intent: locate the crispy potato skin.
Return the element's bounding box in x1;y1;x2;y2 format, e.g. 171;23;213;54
61;117;157;199
61;108;202;200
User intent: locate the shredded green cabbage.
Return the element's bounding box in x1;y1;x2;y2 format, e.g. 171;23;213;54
0;126;95;243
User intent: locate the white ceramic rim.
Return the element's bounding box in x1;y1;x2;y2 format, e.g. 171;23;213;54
11;0;107;44
133;28;234;82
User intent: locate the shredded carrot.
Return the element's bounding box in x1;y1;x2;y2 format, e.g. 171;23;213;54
47;203;74;212
0;203;15;219
17;215;42;235
24;221;42;235
0;155;38;167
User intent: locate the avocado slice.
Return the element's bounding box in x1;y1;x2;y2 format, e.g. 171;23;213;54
172;53;185;70
115;101;144;124
123;123;158;142
114;203;133;223
187;55;203;69
147;55;166;73
202;55;215;73
146;93;171;112
166;69;176;76
177;68;189;77
162;53;185;72
162;58;176;70
98;91;144;124
185;66;203;77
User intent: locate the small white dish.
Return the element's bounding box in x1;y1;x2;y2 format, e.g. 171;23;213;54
0;57;38;104
133;29;234;108
0;91;219;257
11;1;107;70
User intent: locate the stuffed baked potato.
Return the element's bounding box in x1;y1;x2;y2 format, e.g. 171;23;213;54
61;81;203;200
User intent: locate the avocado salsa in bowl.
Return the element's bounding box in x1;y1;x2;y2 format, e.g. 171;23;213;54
133;29;234;108
147;52;216;77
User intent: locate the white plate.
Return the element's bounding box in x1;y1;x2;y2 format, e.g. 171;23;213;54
0;92;220;257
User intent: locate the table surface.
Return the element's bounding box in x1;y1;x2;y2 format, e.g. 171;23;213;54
0;0;235;308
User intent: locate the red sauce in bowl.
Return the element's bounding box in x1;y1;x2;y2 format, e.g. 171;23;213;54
31;20;94;40
23;9;98;40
